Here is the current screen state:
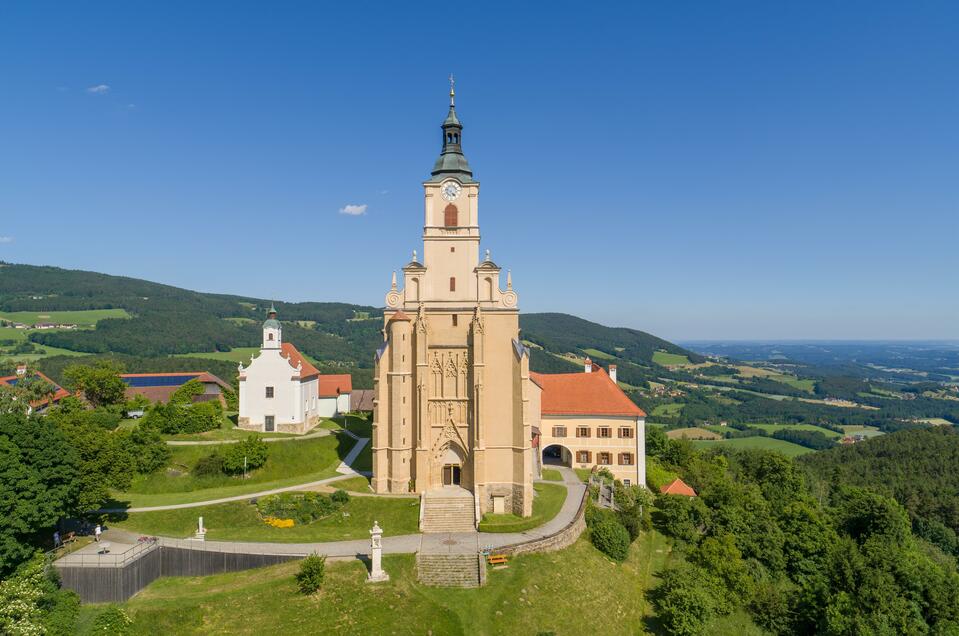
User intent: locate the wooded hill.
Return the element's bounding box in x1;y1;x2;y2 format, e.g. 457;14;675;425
0;262;699;387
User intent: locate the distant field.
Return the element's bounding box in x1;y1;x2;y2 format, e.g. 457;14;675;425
667;427;722;440
768;374;816;393
581;347;616;360
653;350;691;366
0;343;87;362
691;436;814;457
651;403;684;417
747;423;842;438
223;317;255;325
0;308;129;326
176;348;321;366
733;365;778;378
840;425;884;438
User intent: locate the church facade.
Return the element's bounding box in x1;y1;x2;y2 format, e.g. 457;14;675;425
238;305;351;433
371;86;538;517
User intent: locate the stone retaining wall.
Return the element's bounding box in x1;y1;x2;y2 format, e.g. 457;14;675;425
495;487;589;557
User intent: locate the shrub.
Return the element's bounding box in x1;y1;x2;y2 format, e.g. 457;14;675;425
193;452;225;477
90;605;133;635
223;436;268;474
170;378;204;404
650;566;718;636
331;489;350;505
296;554;326;594
619;505;644;541
590;518;631;562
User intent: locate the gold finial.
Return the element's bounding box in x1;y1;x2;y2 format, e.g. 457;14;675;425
449;73;455;107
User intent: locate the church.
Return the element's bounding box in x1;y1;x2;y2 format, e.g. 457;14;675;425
371;83;538;518
238;305;352;433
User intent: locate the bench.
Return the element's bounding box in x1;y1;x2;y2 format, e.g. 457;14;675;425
487;554;509;566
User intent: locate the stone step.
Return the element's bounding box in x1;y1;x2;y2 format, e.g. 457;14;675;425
421;496;475;533
416;554;481;588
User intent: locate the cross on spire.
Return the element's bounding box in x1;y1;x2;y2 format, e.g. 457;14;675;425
449;73;455;106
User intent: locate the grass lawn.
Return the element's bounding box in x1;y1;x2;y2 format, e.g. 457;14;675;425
0;308;129;326
691;436;814;457
747;423;841;438
840;424;884;438
0;343;88;362
651;402;683;417
333;475;372;493
581;347;616;360
158;415;329;442
104;534;672;636
478;482;567;533
109;495;420;542
574;467;592;482
113;435;351;508
541;468;563;482
652;350;690;367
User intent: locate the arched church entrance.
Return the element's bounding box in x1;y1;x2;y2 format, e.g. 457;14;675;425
441;443;466;487
542;444;572;468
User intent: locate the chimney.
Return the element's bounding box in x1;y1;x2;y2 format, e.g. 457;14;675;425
584;357;592;373
15;364;27;377
609;364;617;383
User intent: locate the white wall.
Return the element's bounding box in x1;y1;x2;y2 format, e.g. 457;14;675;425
240;350;305;430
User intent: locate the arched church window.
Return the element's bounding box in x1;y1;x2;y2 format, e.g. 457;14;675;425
444;204;458;227
453;133;459;144
447;132;452;143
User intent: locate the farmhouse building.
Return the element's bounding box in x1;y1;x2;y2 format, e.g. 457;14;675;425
534;360;647;486
0;365;71;412
120;372;231;405
238;305;351;433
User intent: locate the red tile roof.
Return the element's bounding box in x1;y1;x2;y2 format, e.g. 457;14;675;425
281;343;321;380
530;367;646;418
388;310;411;322
319;374;352;398
661;478;697;497
0;371;71;407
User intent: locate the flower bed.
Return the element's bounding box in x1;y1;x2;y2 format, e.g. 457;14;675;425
257;490;350;527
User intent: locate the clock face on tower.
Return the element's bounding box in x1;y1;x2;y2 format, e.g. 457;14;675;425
441;181;462;201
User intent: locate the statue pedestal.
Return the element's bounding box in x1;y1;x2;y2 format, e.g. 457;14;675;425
366;521;389;583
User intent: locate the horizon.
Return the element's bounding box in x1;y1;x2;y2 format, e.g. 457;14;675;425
2;2;957;341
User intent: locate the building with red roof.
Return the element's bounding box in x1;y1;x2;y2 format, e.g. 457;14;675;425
238;305;353;433
660;478;697;497
120;372;231;405
534;360;647;487
0;366;71;412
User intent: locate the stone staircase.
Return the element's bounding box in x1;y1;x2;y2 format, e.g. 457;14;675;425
416;553;482;588
421;489;475;533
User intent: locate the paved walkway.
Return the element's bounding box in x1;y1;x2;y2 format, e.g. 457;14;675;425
166;428;333;446
84;467;586;560
98;434;371;513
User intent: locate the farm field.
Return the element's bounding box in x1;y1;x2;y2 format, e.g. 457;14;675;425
840;424;885;438
478;482;567;533
767;374;816;392
110;494;420;542
0;308;130;326
651;403;683;417
691;436;814;457
746;423;842;438
652;350;690;366
581;347;616;360
86;533;749;636
666;427;721;440
113;434;350;508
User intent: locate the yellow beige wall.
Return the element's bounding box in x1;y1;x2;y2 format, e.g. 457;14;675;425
539;414;646;486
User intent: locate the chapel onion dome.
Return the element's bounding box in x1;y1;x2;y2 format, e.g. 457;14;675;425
263;303;281;329
430;77;474;182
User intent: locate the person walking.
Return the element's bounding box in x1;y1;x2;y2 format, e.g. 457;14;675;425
94;524;102;543
53;530;61;548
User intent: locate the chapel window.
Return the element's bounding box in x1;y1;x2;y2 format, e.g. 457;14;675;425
444;204;458;227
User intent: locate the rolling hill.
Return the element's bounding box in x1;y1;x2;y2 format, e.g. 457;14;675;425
0;262;699;389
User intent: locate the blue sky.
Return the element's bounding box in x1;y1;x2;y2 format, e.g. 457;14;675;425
1;2;957;340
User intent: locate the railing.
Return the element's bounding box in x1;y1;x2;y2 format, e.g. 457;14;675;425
57;538;159;568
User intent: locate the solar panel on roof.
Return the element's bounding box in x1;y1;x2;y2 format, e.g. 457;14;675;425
122;374;200;388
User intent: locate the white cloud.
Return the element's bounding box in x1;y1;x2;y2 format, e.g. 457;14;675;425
339;204;368;216
86;84;110;94
0;236;13;244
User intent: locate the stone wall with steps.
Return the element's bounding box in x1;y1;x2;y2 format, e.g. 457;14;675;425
416;553;483;588
494;486;589;557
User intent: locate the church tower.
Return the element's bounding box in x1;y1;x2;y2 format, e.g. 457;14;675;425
372;80;536;519
262;303;281;349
